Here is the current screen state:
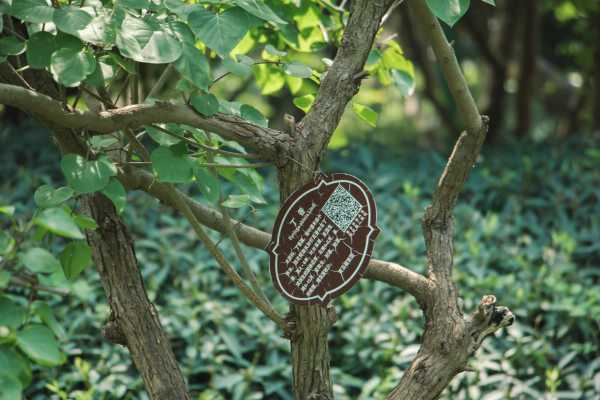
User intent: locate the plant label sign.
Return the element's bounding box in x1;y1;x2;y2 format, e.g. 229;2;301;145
267;173;380;305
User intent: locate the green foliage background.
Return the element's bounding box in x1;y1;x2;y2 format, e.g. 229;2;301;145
1;123;598;399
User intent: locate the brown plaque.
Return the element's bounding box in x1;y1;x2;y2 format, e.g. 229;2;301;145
267;173;380;305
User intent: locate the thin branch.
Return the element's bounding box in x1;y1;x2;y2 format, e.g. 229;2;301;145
166;185;287;331
10;275;69;296
209;154;272;307
409;0;487;220
146;64;175;100
149;123;263;160
0;82;291;160
120;167;431;304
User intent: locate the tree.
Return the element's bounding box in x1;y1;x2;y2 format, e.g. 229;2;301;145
0;0;514;399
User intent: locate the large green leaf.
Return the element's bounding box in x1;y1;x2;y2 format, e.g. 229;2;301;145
59;241;92;280
391;69;415;97
50;47;96;87
240;104;267;127
34;185;74;208
61;154;117;194
0;231;15;256
16;324;65;367
9;0;54;23
33;207;85;240
0;36;25;56
293;94;315;113
195;167;220;204
189;7;251;57
146;124;182;146
171;23;211;91
0;345;31;387
352;103;378;127
0;297;26;330
151;143;194;183
190;93;219;117
283;61;312;78
26;32;57;69
54;6;115;46
0;374;22;400
101;179;126;214
426;0;470;27
116;14;182;64
233;0;286;25
32;302;66;341
19;248;60;274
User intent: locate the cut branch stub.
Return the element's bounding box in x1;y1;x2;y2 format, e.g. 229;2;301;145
267;173;380;305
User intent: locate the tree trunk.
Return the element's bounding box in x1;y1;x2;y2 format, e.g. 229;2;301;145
82;193;191;400
515;0;539;137
278;151;334;400
0;59;191;400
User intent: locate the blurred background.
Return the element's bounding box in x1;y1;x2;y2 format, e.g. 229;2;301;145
1;0;599;399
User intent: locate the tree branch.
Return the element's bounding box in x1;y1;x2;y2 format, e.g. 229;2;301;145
119;166;431;305
0;82;291;160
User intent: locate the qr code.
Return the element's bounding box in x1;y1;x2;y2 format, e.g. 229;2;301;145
321;185;361;232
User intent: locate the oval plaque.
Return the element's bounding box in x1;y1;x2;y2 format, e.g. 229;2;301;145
267;173;380;305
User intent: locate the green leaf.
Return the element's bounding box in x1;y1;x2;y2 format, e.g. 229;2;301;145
0;231;15;256
223;58;252;78
59;241;92;280
391;69;415;97
32;302;66;341
240;104;267;127
146;124;182;146
0;206;15;216
120;0;152;9
0;271;11;289
54;6;115;46
265;44;287;57
283;62;313;78
164;0;198;19
221;194;251;208
19;248;60;274
60;154;117;194
26;32;57;69
0;345;32;387
173;24;211;90
0;297;26;330
195;167;220;204
189;7;251;57
0;374;22;400
425;0;470;27
116;14;182;64
233;0;286;25
34;185;74;209
254;64;285;95
352;103;378;127
16;324;65;367
53;6;92;36
0;36;25;56
9;0;54;23
293;94;315;113
33;207;84;240
151;143;194;183
73;214;98;230
50;47;96;87
481;0;495;5
101;179;127;214
190;93;219;117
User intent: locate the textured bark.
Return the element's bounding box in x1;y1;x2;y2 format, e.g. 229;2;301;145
82;194;191;400
279;1;393;398
515;0;539;137
0;60;191;400
386;2;515;398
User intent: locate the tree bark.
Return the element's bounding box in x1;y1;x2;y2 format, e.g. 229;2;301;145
515;0;539;137
0;59;191;400
82;194;191;400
